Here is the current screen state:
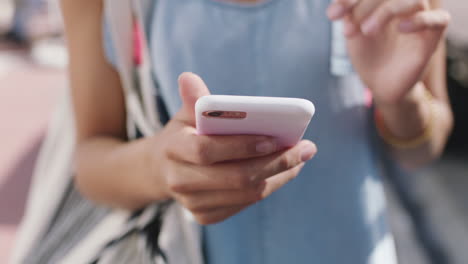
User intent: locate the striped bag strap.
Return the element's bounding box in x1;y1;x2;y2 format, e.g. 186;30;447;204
104;0;162;139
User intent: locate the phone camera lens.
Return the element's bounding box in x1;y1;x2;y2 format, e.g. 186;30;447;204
208;111;223;117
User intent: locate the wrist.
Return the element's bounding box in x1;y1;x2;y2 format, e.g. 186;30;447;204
374;82;432;141
375;82;425;114
143;134;173;201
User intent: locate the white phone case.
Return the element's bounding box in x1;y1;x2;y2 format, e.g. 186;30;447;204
195;95;315;147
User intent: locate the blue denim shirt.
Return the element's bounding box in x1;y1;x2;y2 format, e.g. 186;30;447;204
104;0;397;263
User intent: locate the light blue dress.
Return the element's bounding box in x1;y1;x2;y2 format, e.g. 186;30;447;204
105;0;397;263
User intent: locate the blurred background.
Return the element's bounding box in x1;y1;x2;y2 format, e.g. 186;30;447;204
0;0;466;263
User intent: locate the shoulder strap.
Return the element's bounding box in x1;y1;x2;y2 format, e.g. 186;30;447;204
104;0;161;138
133;0;161;130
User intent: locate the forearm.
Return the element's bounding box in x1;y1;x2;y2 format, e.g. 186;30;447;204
75;135;170;210
374;23;453;170
376;81;453;169
61;0;169;210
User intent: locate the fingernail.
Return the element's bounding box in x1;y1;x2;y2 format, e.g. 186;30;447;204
361;17;378;35
178;72;190;82
300;142;317;162
327;4;346;19
256;140;276;154
399;20;414;32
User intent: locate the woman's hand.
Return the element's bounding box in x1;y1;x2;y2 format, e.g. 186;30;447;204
151;73;317;225
327;0;450;105
326;0;453;169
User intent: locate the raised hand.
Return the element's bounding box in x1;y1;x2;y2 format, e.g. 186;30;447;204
327;0;450;105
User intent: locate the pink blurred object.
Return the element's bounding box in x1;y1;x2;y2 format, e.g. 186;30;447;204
133;20;143;66
364;88;373;108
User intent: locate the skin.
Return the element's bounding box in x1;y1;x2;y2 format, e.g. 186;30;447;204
61;0;452;224
327;0;453;169
61;0;317;225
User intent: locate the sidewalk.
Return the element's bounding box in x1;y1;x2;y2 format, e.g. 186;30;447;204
0;46;64;262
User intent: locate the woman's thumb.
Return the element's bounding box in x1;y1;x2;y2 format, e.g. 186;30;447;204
177;72;210;124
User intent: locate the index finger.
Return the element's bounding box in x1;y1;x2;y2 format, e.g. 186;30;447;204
168;130;279;165
327;0;359;20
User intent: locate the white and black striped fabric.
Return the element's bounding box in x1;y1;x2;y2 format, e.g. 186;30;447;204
22;183;110;263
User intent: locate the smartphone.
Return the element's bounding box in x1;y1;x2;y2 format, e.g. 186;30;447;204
195;95;315;147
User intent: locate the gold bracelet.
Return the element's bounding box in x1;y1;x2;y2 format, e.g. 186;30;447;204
374;89;435;149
